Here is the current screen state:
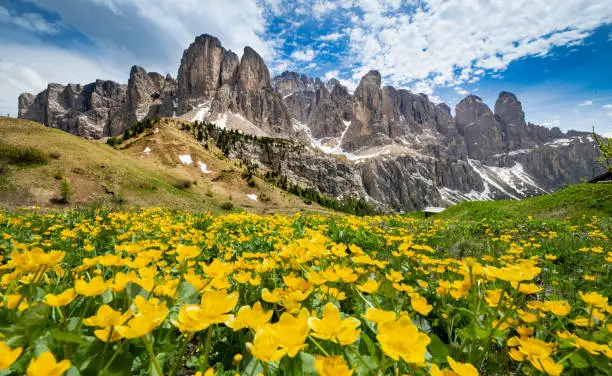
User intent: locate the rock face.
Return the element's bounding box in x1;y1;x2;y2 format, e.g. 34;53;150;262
176;34;238;112
19;80;128;138
455;95;504;161
127;66;177;123
272;71;319;97
17;33;601;211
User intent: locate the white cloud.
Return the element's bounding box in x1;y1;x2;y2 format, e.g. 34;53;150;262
291;48;316;61
0;44;126;116
0;0;272;115
578;100;594;106
344;0;612;91
313;1;338;18
0;5;61;34
454;87;469;96
318;32;344;41
324;70;340;81
603;104;612;109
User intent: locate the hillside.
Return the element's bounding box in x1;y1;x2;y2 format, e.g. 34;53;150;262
439;183;612;220
0;117;328;214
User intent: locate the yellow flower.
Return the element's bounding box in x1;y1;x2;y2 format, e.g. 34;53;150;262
377;315;430;364
261;288;283;303
74;276;107;296
357;279;380;294
247;327;287;363
274;308;310;357
26;351;71;376
579;291;608;309
193;368;216;376
447;356;479;376
0;342;22;371
410;294;432;316
542;301;570;316
385;270;403;283
172;290;239;332
43;288;76;307
314;355;354;376
531;357;563;376
362;307;396;323
485;262;540;282
176;244;200;261
83;305;132;328
227;302;272;332
485;289;503;307
115;296;168;338
510;282;541;294
308;303;360;345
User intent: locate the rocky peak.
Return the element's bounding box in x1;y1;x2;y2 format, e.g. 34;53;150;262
359;70;382;88
325;78;341;92
494;91;526;128
237;46;270;91
272;71;319;96
127;65;176;123
177;34;237;112
455;95;503;161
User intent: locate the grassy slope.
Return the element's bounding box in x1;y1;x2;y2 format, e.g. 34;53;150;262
439;183;612;221
0;117;328;214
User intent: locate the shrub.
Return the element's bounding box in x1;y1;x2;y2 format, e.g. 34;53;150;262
174;179;193;190
59;179;72;204
220;201;234;211
106;137;121;148
54;171;63;180
0;162;7;175
0;143;49;166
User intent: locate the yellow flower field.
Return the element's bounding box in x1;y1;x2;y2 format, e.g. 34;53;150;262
0;208;610;375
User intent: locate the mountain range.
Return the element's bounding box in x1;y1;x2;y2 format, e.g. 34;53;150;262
17;34;601;211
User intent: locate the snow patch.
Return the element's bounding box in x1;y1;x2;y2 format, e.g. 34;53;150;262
178;154;193;165
247;194;258;201
198;161;212;174
143;146;151;153
192;101;211;122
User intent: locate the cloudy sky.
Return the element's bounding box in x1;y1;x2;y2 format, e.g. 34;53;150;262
1;0;611;136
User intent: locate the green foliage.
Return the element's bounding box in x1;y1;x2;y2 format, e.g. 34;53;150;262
59;178;72;204
592;127;612;171
0;142;49;166
220;201;234;211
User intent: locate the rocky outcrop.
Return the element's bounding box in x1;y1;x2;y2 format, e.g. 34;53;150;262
127;66;176;123
455;95;504;161
18;80;128;138
176;34;239;113
208;46;296;137
272;71;320;97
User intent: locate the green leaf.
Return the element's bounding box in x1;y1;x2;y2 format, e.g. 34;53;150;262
569;351;589;369
101;289;114;304
300;353;317;376
50;329;90;344
428;334;449;363
176;281;199;304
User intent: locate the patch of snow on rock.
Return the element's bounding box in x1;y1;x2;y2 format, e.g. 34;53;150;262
198;161;212;174
143;146;151;153
178;154;193;165
192;101;211;122
247;194;258;201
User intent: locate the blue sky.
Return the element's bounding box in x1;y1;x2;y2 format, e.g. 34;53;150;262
1;0;611;136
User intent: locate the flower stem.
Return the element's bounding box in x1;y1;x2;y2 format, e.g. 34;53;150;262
142;333;164;375
201;325;213;371
169;333;193;376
